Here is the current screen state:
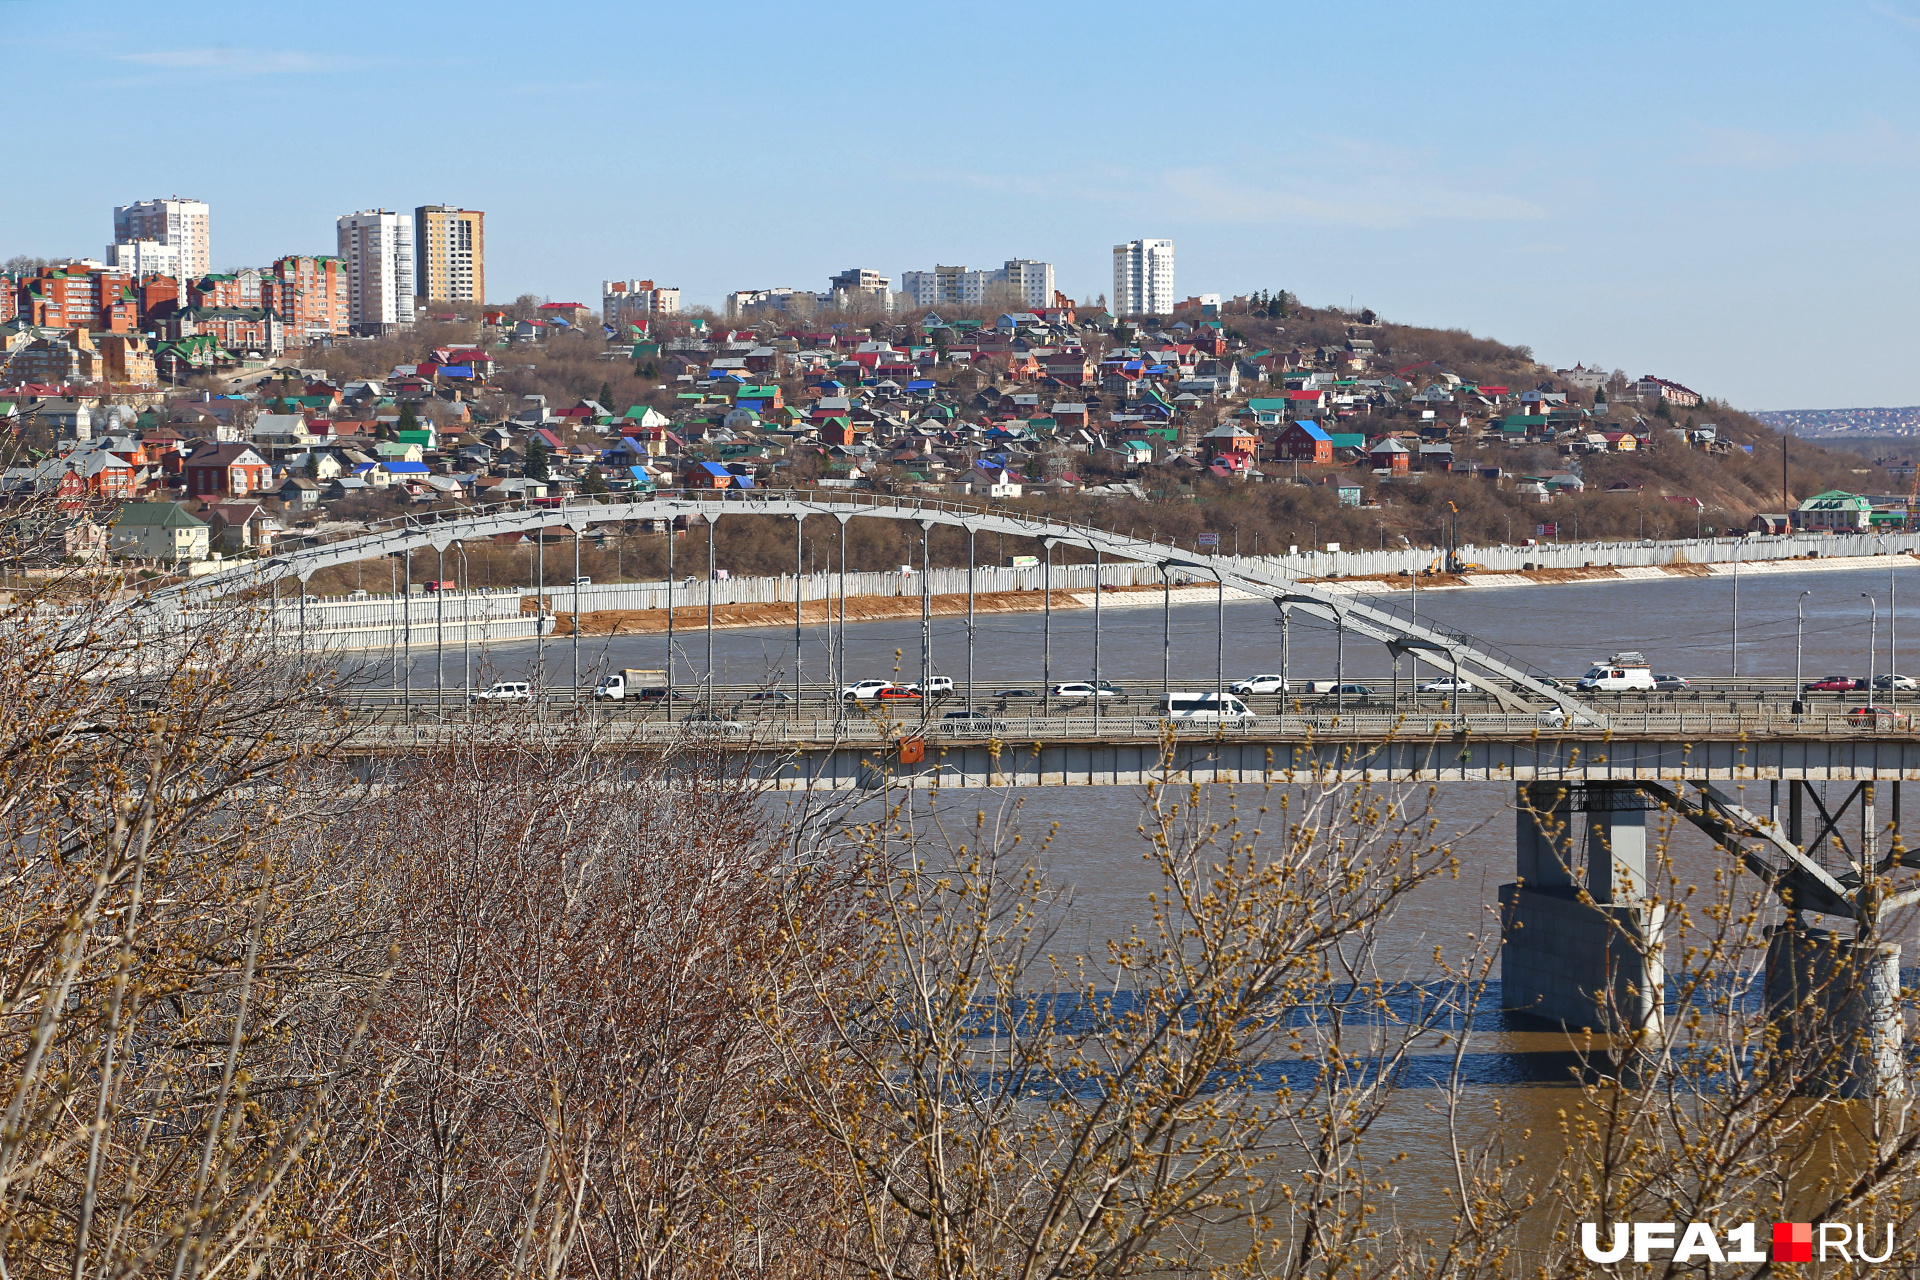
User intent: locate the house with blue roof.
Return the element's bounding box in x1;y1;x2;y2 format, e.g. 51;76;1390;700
1274;421;1333;464
687;460;735;490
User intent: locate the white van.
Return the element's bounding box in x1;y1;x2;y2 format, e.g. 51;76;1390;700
1159;692;1254;721
1575;651;1656;692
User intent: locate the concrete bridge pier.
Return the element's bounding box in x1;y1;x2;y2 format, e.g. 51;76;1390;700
1500;782;1664;1033
1765;923;1904;1098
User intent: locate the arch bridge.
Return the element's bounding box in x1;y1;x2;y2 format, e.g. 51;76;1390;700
152;487;1595;724
151;491;1920;1078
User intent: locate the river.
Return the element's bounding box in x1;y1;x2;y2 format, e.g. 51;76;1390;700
381;563;1920;1255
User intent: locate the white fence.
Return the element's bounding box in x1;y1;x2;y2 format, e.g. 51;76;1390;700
254;589;547;652
176;530;1920;651
525;531;1920;613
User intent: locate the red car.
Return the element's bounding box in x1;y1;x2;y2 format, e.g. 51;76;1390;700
875;686;923;702
1805;676;1864;692
1845;706;1912;728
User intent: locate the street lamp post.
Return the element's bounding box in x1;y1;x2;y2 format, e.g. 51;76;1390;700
1794;589;1810;715
1865;593;1880;711
1731;550;1740;678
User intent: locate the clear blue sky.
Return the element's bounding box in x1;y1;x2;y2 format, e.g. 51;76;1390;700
5;0;1916;410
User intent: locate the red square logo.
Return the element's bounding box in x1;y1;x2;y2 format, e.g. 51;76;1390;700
1773;1222;1813;1263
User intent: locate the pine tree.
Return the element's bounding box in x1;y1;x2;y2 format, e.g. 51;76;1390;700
525;434;552;480
598;381;612;409
641;361;659;380
303;450;320;480
397;402;419;433
581;466;610;500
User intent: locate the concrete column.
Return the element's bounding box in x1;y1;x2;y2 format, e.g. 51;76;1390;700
1503;782;1663;1033
1765;924;1905;1098
1586;793;1647;903
1516;782;1577;888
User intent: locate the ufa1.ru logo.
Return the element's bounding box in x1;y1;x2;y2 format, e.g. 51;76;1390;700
1580;1221;1894;1264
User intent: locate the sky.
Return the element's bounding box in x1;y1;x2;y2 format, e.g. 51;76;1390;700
3;0;1917;410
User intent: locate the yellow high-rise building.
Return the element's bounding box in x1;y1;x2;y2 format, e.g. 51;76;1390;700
413;205;485;306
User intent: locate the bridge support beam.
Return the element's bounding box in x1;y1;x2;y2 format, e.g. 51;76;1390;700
1501;782;1663;1033
1765;923;1905;1098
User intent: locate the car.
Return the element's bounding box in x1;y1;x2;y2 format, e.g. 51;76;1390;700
905;676;955;698
841;680;896;700
570;576;592;586
1873;674;1918;691
1230;674;1289;695
1050;682;1118;699
1845;705;1913;728
1804;676;1865;692
745;689;793;702
940;709;1008;733
1537;706;1568;728
1159;692;1255;721
994;688;1036;698
633;687;693;701
1318;683;1375;701
471;681;532;702
1653;674;1690;691
875;686;923;701
1418;678;1474;693
680;712;747;735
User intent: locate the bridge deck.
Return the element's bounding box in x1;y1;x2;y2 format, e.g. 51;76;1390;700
336;713;1920;788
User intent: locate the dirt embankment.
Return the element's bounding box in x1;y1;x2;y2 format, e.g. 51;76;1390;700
536;589;1089;636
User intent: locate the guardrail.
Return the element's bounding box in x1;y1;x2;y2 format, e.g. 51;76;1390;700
335;708;1920;744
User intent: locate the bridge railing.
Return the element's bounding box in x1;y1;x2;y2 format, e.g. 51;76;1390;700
336;708;1920;745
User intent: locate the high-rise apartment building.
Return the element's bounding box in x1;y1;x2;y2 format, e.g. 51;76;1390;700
899;258;1055;311
1112;238;1175;317
602;279;682;327
336;211;415;334
413;205;485;305
265;255;349;346
103;239;181;279
112;198;211;280
827;267;892;311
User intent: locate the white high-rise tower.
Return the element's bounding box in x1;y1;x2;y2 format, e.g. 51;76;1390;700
1112;238;1175;317
112;197;210;279
336;210;416;334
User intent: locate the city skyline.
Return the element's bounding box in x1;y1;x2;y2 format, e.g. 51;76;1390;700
7;0;1920;407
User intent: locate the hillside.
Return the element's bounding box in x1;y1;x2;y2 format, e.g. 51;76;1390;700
273;297;1903;582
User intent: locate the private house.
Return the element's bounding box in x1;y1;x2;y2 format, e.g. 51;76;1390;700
110;503;209;562
203;502;280;553
1273;421;1333;464
1202;423;1261;457
686;461;735;490
183;442;270;499
1798;490;1872;531
1367;438;1410;474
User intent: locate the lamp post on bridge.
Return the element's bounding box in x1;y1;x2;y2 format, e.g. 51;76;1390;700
1865;593;1880;712
1794;589;1810;716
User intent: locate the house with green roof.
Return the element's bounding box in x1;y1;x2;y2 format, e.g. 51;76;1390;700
1798;490;1871;531
110;503;209;562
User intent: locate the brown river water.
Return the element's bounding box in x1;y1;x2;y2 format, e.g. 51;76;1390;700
396;564;1920;1260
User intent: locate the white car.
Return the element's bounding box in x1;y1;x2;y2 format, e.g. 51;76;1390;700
1050;682;1117;699
840;680;896;701
1537;706;1568;728
906;676;955;697
471;681;532;702
1873;674;1918;691
1230;674;1289;695
1419;678;1475;693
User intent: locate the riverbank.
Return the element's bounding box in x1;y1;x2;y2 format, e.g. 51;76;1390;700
546;552;1920;635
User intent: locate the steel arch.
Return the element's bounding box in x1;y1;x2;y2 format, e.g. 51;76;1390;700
151;489;1601;724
